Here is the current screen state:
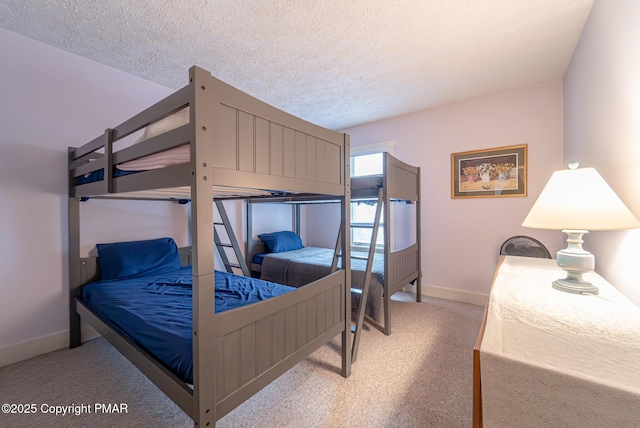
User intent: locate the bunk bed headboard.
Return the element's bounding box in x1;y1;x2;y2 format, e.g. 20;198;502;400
206;73;346;196
73;246;193;290
384;152;420;202
247;238;265;258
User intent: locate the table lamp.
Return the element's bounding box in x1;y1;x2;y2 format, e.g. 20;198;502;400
522;163;640;295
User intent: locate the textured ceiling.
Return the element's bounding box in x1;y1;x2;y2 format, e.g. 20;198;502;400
0;0;593;130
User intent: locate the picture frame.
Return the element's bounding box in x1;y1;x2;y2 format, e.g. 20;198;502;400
451;144;527;199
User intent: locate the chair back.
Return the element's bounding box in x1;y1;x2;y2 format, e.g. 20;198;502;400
499;235;551;259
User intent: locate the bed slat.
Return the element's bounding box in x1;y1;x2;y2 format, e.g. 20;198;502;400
113;124;191;165
71;131;109;160
268;121;282;175
284;127;295;178
256;319;272;373
254;117;270;175
112;163;192;193
271;310;285;364
71;156;106;178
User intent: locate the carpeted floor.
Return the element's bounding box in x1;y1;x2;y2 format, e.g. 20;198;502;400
0;293;484;428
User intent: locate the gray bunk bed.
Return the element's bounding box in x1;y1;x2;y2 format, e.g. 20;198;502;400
68;66;352;427
247;152;421;339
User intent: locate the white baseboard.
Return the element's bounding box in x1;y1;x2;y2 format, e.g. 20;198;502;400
0;325;100;369
404;283;489;307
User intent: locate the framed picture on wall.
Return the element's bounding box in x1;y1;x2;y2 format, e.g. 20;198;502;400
451;144;527;199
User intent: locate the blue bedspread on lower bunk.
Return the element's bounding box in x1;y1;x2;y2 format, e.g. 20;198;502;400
81;267;293;384
258;247;386;322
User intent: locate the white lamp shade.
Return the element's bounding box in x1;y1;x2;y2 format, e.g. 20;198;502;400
522;167;640;231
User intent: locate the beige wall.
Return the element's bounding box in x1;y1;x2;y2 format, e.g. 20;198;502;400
564;0;640;305
314;80;566;302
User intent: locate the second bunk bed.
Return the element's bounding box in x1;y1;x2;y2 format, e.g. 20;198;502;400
246;152;421;346
68;66;352;428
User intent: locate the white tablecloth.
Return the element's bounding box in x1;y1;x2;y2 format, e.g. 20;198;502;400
480;256;640;427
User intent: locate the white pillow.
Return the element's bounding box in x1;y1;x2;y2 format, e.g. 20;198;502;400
134;107;190;143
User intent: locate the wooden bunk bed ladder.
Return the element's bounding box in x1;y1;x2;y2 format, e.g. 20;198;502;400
333;187;383;363
214;200;250;277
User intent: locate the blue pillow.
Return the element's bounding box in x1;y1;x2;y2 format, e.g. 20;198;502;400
97;237;182;280
258;231;304;253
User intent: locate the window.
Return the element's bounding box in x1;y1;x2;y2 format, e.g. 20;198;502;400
351;153;383;176
350;141;395;248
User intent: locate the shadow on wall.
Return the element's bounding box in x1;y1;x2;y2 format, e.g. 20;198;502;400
0;142;68;195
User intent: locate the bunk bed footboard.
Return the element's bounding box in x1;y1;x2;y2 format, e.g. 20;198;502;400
211;270;347;418
388;243;420;296
69;253;347;422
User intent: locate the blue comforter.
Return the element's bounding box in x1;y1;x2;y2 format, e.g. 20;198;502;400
81;267;293;383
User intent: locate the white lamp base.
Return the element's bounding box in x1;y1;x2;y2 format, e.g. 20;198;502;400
552;277;599;294
553;230;599;295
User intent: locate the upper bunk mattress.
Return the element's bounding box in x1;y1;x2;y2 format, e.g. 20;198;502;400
76;108;190;184
75;145;189;185
81;267;293;384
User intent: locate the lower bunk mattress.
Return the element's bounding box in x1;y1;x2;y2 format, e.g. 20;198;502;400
81;267;293;384
257;247;385;322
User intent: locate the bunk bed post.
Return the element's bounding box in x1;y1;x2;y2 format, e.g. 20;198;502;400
68;147;81;348
293;204;301;236
103;128;114;194
382;153;392;335
416;166;422;302
189;66;216;428
245;200;252;272
341;134;352;377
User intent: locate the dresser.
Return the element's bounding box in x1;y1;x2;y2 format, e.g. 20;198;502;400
473;256;640;428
